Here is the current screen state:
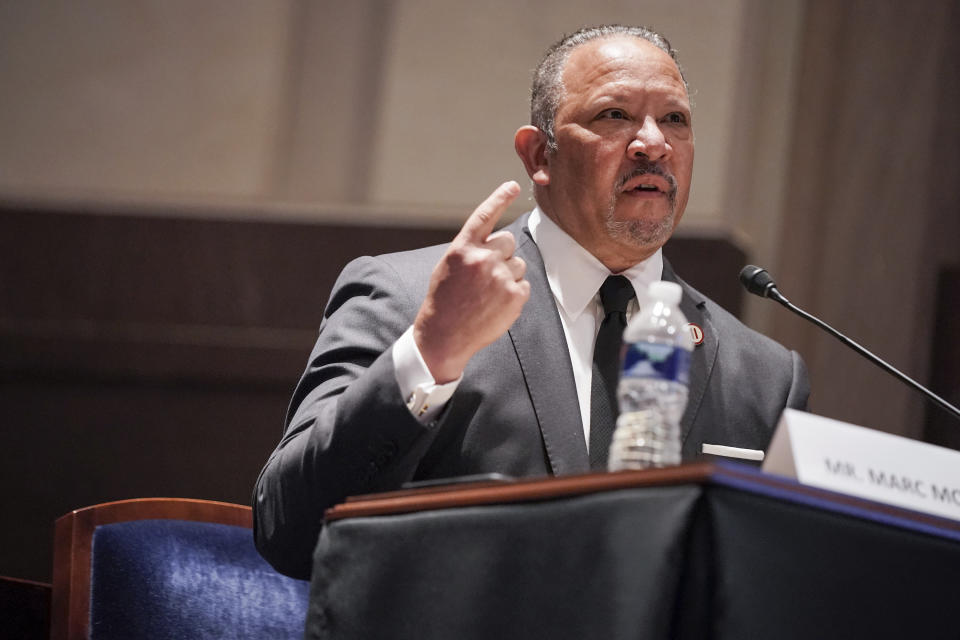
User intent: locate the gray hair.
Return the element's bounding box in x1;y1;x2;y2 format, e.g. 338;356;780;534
530;25;686;151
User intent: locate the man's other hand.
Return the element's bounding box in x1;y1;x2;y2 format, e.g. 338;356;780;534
413;181;530;383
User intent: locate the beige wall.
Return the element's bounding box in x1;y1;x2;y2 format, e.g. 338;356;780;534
0;1;294;198
0;0;801;232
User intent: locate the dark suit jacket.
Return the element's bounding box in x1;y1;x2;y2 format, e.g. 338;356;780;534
253;213;809;579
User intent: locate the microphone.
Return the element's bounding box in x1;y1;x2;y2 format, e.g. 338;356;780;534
739;265;782;300
739;265;960;422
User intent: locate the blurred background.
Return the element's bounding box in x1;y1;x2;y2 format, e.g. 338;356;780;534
1;0;958;582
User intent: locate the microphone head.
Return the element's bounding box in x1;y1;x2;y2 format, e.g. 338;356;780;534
739;265;777;298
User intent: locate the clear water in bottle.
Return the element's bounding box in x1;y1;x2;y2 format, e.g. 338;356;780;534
608;281;693;471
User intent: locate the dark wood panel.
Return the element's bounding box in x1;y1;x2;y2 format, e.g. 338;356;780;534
663;232;746;319
0;576;50;640
0;204;746;384
0;379;288;583
0;205;457;327
926;267;960;449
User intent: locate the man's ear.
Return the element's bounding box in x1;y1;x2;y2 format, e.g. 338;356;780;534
514;126;550;186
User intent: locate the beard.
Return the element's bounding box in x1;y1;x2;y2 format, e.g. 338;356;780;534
606;162;679;248
605;208;676;248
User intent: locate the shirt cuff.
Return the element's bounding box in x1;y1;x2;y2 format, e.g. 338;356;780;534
392;326;460;424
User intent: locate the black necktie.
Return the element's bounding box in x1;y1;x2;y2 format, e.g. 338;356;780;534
589;275;636;469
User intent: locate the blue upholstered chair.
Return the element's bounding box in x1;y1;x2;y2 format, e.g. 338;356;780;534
50;498;310;640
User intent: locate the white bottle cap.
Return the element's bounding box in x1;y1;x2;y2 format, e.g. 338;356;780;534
647;280;682;305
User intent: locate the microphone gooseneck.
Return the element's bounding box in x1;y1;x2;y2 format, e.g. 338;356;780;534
739;265;960;422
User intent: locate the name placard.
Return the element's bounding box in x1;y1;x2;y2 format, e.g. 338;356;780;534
763;409;960;521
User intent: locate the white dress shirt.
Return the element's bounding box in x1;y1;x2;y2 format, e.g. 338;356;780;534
393;207;663;450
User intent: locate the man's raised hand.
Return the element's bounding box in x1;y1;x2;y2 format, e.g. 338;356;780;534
413;181;530;383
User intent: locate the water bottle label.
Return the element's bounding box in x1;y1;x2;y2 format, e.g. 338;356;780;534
621;342;691;384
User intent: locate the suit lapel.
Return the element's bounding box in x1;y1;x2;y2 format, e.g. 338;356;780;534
507;218;590;475
502;227;717;471
662;259;718;444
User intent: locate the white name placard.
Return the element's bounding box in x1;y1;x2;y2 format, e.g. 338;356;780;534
763;409;960;522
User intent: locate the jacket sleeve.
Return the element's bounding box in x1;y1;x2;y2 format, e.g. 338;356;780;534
252;255;443;579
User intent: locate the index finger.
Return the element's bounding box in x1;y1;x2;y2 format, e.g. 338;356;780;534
457;181;521;243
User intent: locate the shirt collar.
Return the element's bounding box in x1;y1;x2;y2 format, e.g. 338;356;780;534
528;207;663;320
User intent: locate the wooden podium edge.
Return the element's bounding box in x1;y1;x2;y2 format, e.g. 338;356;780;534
324;461;960;543
325;463;717;521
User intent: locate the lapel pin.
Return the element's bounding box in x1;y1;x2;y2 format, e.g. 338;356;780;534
686;322;704;346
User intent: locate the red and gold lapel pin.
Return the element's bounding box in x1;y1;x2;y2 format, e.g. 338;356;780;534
686;322;704;346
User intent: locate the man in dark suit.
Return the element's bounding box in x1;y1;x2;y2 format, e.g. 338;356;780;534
254;25;809;579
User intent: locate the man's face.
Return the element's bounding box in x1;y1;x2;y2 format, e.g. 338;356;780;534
537;36;694;272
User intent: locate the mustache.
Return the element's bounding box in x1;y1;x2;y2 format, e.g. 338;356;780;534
615;161;678;200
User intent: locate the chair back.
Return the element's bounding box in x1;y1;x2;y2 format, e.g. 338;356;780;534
51;498;310;640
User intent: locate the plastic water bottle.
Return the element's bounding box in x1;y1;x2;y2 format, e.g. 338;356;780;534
608;280;693;471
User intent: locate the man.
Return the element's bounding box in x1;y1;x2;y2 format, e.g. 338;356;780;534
254;25;809;579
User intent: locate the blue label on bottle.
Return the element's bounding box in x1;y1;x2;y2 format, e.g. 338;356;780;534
621;342;691;384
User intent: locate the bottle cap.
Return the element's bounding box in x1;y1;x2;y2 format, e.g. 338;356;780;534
647;280;682;305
